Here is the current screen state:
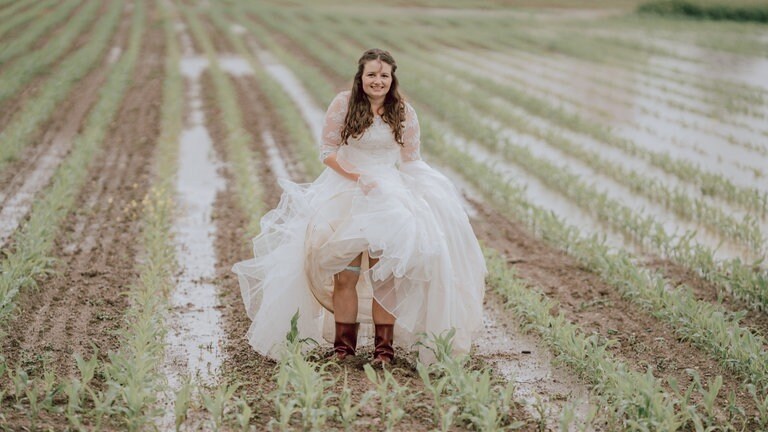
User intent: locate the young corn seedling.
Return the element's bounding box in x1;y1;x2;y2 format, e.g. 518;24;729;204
9;366;30;404
337;371;374;432
417;362;457;431
234;396;254;432
201;382;240;431
747;384;768;428
422;330;524;431
175;375;194;431
363;364;418;432
269;311;338;430
687;369;723;427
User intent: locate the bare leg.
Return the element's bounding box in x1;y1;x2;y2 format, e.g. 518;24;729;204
369;257;395;325
332;253;362;323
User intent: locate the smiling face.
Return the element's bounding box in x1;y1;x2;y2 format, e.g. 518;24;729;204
361;59;392;102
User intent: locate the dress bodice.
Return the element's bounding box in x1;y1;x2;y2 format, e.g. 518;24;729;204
319;90;421;170
337;116;401;168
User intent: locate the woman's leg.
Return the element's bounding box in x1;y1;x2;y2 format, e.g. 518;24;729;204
368;257;395;325
333;253;362;323
369;256;395;365
333;254;363;360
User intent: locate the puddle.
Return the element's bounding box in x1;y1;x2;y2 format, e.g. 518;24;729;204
180;56;208;78
438;49;768;199
649;50;768;94
261;129;291;180
217;54;253;76
436;118;633;254
157;20;226;429
475;302;595;430
107;46;122;64
0;137;73;246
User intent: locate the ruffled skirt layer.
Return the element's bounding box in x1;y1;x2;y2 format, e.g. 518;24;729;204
232;161;486;363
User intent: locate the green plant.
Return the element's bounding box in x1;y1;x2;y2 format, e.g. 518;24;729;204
337;372;374;431
363;364;418;432
202;382;241;430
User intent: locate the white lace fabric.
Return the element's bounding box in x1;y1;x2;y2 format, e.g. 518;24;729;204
319;90;421;165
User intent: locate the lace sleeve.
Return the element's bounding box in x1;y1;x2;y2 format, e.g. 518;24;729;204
319;91;350;162
400;102;421;163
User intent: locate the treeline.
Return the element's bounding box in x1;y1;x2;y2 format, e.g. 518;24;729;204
638;0;768;23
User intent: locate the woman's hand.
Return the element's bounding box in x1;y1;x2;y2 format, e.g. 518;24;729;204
358;178;378;195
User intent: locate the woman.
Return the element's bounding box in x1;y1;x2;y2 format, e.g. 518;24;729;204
232;48;486;365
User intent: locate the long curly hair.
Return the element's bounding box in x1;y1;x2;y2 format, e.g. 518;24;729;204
341;48;406;146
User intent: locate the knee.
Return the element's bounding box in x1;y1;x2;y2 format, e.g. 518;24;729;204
335;271;359;290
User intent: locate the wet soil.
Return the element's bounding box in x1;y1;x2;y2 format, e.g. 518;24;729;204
0;5;165;428
0;1;128;247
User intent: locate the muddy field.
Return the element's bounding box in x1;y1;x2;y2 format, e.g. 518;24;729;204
1;0;767;430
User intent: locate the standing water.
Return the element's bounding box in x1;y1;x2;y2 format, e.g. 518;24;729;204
157;22;226;429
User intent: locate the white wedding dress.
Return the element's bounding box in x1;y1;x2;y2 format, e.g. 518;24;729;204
232;90;486;363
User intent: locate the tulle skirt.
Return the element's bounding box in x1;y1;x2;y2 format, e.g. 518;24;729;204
231;160;486;363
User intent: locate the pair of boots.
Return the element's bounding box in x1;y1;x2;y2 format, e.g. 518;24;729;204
334;322;394;365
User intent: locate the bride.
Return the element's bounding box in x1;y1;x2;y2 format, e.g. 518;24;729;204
232;48;486;365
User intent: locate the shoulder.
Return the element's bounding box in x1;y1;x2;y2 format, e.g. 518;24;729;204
403;100;418;120
327;90;351;111
334;90;352;103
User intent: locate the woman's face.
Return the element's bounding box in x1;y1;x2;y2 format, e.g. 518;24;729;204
361;59;392;100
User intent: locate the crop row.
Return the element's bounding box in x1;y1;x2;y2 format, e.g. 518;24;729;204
240;3;768;404
181;3;264;236
0;0;115;173
0;0;33;23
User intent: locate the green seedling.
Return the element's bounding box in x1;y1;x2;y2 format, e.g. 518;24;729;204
202;382;241;431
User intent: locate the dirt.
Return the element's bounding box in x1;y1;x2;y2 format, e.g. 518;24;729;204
0;3;165;428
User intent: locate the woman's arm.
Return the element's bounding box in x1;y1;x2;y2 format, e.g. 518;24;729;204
399;102;422;165
322;152;360;182
320;91;375;191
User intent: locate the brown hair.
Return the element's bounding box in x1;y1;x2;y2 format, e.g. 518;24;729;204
340;48;405;146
